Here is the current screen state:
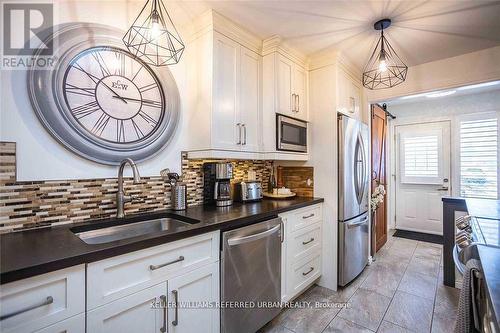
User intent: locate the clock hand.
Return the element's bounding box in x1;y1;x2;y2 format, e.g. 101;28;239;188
112;96;161;105
102;82;128;104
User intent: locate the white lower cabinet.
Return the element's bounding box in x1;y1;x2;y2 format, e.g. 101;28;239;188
86;231;220;333
280;204;323;302
167;263;220;333
87;283;166;333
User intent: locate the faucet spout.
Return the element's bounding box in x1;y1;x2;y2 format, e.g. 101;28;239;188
116;158;141;218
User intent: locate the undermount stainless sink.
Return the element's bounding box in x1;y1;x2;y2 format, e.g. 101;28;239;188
73;216;197;245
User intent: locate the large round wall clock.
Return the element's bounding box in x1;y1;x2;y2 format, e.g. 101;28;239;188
28;23;180;165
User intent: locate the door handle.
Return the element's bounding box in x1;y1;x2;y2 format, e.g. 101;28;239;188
0;296;53;321
149;256;184;270
346;217;368;229
172;290;179;326
160;295;167;333
437;187;449;191
236;123;241;145
302;237;314;245
242;124;246;145
227;224;281;246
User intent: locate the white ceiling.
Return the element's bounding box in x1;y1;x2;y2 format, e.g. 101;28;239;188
175;0;500;70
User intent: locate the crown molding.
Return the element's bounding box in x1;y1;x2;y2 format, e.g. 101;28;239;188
309;49;362;83
190;10;262;53
262;35;309;66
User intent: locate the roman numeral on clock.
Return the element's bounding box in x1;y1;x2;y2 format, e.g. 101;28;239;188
91;52;111;77
117;120;126;142
65;83;96;98
139;83;157;93
114;52;126;76
138;110;158;127
92;113;110;136
71;101;100;119
131;119;145;139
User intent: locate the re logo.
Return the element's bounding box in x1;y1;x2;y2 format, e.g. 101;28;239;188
2;3;53;56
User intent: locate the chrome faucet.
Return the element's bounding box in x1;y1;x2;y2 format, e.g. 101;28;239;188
116;158;141;218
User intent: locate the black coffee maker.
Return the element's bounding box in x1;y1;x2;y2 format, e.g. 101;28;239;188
203;162;233;206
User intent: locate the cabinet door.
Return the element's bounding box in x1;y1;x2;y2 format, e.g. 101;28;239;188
213;32;240;150
87;283;165;333
167;263;220;333
292;64;308;120
276;55;293;116
240;47;261;152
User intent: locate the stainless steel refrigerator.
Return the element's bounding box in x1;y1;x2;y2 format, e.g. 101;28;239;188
338;114;370;286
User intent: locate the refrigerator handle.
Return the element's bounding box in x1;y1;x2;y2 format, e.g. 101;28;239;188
358;134;367;204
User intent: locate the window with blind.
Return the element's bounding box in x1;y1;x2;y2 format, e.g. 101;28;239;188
404;135;439;177
460;118;498;199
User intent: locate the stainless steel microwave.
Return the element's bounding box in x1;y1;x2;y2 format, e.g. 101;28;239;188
276;114;307;152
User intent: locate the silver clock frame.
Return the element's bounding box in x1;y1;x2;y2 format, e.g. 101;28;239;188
28;23;180;165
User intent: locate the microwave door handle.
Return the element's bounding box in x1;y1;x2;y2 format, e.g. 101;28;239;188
214;182;219;200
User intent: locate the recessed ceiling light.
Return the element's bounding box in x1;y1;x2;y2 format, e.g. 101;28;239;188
425;90;457;98
457;81;500;91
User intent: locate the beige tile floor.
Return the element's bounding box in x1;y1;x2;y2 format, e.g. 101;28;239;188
260;230;460;333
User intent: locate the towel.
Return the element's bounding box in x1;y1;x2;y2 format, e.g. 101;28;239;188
454;259;483;333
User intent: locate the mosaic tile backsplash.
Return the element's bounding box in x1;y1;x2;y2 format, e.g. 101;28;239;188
0;142;272;233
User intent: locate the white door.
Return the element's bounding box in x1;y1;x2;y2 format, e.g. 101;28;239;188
395;121;451;235
167;263;220;333
276;55;293;116
213;32;240;150
87;283;165;333
292;64;307;120
239;47;261;152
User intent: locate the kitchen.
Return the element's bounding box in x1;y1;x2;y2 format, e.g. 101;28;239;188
1;1;500;333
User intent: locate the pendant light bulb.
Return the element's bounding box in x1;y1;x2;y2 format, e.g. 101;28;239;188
378;50;387;72
150;12;161;40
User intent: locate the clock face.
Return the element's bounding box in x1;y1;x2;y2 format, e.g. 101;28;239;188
62;46;165;144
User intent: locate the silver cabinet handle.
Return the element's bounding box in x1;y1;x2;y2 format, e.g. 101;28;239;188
242;124;247;145
302;213;315;219
172;290;179;326
291;93;296;112
160;295;167;333
227;224;281;246
149;256;184;271
302;267;314;276
0;296;53;321
236;123;241;145
297;94;300;112
302;237;314;245
280;219;284;243
437;187;449;191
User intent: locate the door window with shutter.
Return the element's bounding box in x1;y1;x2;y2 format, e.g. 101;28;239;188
459;115;499;199
399;127;445;184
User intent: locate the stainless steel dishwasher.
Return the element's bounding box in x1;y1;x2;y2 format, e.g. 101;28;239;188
221;217;282;333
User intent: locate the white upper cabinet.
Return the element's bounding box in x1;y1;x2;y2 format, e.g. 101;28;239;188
239;47;261;152
213;33;241;151
274;54;308;120
187;12;263;158
277;55;293;115
336;67;362;120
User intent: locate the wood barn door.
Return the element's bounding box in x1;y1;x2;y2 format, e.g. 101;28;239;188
371;104;388;251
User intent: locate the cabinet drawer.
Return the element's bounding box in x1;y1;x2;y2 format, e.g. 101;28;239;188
288;223;321;262
288;251;321;300
87;231;219;309
284;204;322;233
87;283;165;333
36;313;85;333
0;265;85;333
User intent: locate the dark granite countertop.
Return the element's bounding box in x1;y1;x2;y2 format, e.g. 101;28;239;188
477;245;500;330
0;197;323;284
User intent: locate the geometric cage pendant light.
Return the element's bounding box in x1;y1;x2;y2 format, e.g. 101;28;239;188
362;19;408;90
123;0;185;66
